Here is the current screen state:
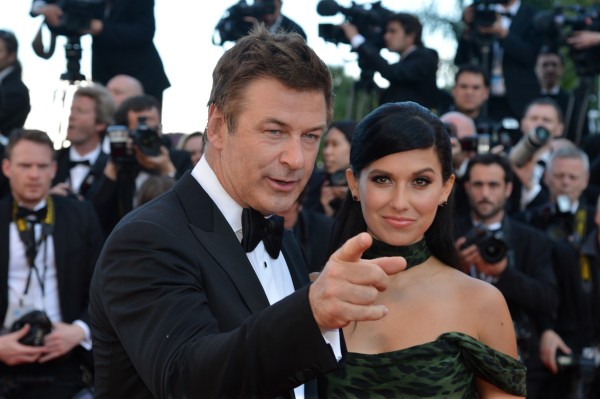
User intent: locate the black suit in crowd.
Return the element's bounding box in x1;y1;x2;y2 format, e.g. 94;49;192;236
0;66;30;136
0;195;103;396
276;15;307;40
355;43;439;109
291;208;333;274
455;3;541;119
517;200;600;398
91;0;170;105
89;173;339;398
456;215;558;398
52;147;109;200
93;147;192;235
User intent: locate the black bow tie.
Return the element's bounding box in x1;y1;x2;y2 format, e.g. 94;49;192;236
16;206;47;223
69;159;91;169
241;208;284;259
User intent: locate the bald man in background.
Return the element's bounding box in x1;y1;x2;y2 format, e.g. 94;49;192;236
107;74;144;108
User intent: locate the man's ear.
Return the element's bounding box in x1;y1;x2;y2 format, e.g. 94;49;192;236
207;104;226;150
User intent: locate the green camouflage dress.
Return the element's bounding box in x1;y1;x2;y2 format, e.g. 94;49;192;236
324;331;527;398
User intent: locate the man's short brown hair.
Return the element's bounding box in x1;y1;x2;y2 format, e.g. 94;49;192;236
5;129;55;160
208;25;333;131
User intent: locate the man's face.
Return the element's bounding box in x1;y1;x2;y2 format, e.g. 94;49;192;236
208;77;327;215
520;104;564;139
452;72;489;116
544;157;589;205
2;140;56;208
464;163;512;223
535;53;563;89
67;95;103;147
0;38;15;72
127;107;161;132
384;21;412;53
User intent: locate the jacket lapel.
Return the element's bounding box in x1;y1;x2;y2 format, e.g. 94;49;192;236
175;174;270;313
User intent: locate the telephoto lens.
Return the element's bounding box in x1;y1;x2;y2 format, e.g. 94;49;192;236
508;126;550;167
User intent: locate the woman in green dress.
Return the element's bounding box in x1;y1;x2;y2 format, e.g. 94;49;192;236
323;102;526;398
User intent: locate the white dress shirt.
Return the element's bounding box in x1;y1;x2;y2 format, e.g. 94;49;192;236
4;199;91;348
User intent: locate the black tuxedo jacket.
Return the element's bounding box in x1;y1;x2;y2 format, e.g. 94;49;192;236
90;173;339;399
91;0;170;101
357;43;439;108
0;67;30;136
0;194;103;373
455;4;541;119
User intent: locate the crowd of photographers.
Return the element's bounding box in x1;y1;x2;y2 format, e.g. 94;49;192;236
1;0;600;397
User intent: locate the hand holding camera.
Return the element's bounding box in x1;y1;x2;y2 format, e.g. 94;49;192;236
0;325;45;366
456;226;509;276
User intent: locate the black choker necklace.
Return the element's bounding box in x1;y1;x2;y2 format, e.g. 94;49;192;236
363;238;431;269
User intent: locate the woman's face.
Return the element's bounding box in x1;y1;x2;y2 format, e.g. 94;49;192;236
322;127;351;174
347;147;454;246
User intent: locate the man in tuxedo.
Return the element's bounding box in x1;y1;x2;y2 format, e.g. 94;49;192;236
0;29;30;138
32;0;170;109
455;0;541;120
340;12;439;109
0;129;103;398
455;153;558;398
535;48;570;118
51;84;114;199
89;26;406;399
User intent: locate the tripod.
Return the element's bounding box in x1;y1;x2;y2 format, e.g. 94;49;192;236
51;35;89;147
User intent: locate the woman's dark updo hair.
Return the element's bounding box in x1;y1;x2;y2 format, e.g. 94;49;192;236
329;102;457;267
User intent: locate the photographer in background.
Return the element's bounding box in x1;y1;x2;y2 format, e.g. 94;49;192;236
0;30;30;139
340;12;439;109
99;95;192;232
0;29;30;200
31;0;170;110
508;97;565;214
0;129;102;398
303;120;356;218
517;146;600;399
253;0;306;39
455;152;558;398
455;0;541;121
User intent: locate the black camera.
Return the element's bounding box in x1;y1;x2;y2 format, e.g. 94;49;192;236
107;117;161;165
213;0;276;45
534;5;600;76
460;225;508;264
316;0;393;49
508;126;551;167
10;310;53;346
48;0;106;37
471;0;510;28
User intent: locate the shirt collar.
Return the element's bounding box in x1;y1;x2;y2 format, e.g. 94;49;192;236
69;144;102;164
191;156;244;239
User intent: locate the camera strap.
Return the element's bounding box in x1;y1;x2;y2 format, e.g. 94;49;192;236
575;207;593;293
12;197;55;301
